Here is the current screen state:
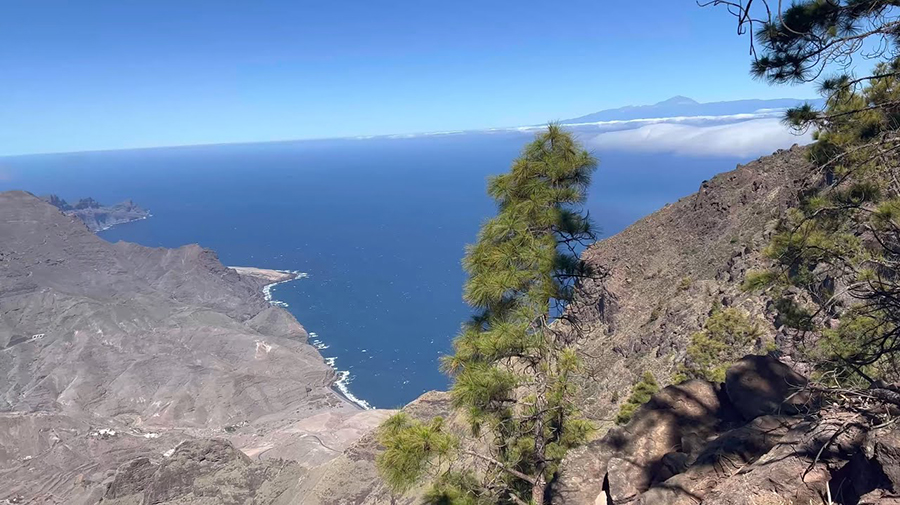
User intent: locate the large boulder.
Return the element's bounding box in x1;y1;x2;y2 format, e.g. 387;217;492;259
633;415;797;505
725;355;811;421
554;380;728;504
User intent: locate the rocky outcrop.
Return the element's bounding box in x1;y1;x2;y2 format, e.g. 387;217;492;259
99;439;303;505
40;194;151;232
555;356;900;505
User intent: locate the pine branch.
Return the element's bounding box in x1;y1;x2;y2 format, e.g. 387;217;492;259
507;492;530;505
463;450;537;485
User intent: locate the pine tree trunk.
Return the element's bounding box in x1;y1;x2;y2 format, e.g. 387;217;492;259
531;477;545;505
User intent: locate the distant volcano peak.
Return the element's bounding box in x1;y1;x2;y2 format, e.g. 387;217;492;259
656;95;699;106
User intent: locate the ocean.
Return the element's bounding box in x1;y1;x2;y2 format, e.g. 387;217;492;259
0;131;755;408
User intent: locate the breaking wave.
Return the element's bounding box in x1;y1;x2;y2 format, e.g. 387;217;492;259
262;270;308;307
325;356;373;410
262;273;373;410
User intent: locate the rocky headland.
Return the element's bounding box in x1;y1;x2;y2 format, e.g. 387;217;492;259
40;194;151;232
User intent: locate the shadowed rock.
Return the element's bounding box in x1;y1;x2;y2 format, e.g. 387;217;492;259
725;354;811;421
556;356;900;505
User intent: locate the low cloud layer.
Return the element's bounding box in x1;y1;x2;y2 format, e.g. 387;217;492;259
584;118;813;158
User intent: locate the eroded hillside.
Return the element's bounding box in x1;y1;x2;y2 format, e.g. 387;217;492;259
0;191;387;504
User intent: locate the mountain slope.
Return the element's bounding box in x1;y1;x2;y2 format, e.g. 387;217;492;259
0;191;364;503
566;145;817;418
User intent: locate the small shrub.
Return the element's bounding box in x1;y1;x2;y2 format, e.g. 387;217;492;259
615;372;659;425
742;270;779;292
678;277;693;291
811;310;896;386
773;297;814;331
680;307;761;383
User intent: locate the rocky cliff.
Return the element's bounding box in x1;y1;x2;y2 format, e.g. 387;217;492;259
568;145;819;421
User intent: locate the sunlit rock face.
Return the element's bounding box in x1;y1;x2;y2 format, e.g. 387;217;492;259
0;190;363;503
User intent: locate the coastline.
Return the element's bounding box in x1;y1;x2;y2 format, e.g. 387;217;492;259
328;363;373;410
94;214;151;232
232;266;374;411
230;266;304;284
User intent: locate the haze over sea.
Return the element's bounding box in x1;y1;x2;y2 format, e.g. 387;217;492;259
0;107;811;408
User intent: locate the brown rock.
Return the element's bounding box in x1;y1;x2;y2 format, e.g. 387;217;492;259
700;415;868;505
632;416;797;505
607;457;643;503
725;355;810;420
860;490;900;504
554;380;725;504
868;425;900;490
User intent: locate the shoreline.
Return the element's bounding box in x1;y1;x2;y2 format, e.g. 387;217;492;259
233;266;374;411
231;266;304;285
326;358;373;410
94;214;152;232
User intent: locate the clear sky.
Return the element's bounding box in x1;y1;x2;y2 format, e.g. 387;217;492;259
0;1;818;156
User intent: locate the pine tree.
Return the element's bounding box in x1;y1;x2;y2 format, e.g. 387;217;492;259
706;1;900;387
377;125;598;505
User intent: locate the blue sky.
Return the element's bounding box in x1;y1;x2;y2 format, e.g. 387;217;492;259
0;1;818;155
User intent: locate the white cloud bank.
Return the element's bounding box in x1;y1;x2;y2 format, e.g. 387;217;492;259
585;118;814;158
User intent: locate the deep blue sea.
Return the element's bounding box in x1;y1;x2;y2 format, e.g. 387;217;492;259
0;132;751;408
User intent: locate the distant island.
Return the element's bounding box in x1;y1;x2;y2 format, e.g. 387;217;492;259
561;95;824;124
41;194;150;232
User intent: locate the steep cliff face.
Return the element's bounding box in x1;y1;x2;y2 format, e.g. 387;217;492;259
0;191;364;503
568;145;819;422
